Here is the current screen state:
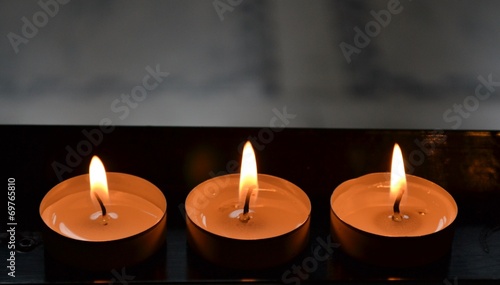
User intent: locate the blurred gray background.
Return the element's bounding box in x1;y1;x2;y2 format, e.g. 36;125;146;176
1;0;500;129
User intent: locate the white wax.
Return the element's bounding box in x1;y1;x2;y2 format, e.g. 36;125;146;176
332;173;457;237
186;174;310;240
41;191;163;241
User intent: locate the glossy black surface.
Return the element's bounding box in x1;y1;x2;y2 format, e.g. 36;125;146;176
1;126;499;284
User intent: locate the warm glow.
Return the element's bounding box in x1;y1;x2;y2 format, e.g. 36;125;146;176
390;144;407;201
89;156;110;207
239;141;258;207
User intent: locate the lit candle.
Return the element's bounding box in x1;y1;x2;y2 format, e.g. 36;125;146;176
330;144;458;267
40;156;167;270
185;141;311;269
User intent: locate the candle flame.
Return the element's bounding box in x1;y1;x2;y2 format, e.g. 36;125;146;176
89;156;109;208
239;141;258;208
390;144;407;201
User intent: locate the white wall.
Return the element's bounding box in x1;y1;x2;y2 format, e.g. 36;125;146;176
1;0;499;129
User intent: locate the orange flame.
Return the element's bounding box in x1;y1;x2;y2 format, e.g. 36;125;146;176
89;156;109;208
239;141;258;208
390;144;407;201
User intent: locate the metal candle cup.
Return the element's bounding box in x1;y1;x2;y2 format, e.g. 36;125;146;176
330;173;457;267
185;173;311;269
40;172;167;271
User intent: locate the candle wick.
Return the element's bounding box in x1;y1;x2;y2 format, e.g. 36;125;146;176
243;187;252;215
239;187;253;223
392;188;404;222
93;192;108;225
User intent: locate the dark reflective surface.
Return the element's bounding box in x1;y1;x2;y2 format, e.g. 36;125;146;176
1;126;499;283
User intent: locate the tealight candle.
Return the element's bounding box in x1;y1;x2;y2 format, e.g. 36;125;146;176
40;156;167;270
185;141;311;269
330;144;458;267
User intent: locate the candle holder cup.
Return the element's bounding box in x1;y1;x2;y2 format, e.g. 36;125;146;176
40;173;167;271
330;173;458;267
185;173;311;269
